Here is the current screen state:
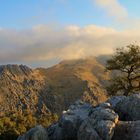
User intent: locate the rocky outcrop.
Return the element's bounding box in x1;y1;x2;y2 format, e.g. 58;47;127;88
78;103;118;140
0;64;32;76
18;93;140;140
108;94;140;121
48;100;92;140
17;125;49;140
112;121;140;140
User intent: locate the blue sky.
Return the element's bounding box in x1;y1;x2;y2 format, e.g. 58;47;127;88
121;1;140;17
0;0;140;67
0;0;139;29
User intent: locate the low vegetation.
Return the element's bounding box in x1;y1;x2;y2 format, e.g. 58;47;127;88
0;110;58;140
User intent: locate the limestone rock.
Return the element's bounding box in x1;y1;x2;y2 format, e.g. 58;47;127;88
95;120;115;140
112;121;140;140
17;125;49;140
78;119;102;140
110;94;140;121
107;96;126;109
78;103;118;140
48;100;91;140
18;93;140;140
90;107;119;123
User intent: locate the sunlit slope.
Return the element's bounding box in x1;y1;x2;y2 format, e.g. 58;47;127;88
0;57;110;116
39;57;109;113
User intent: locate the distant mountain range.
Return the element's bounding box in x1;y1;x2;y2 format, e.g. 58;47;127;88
0;57;110;117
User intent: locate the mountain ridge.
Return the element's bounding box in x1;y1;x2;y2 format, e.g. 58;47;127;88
0;57;109;117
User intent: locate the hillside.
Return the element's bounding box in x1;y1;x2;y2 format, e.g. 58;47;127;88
38;57;109;114
0;58;109;117
0;65;47;116
0;58;109;115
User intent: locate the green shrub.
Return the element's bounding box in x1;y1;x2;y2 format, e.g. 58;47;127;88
0;110;58;140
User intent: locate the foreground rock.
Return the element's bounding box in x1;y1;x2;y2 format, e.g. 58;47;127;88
112;121;140;140
18;93;140;140
48;100;92;140
78;103;119;140
17;125;49;140
107;94;140;121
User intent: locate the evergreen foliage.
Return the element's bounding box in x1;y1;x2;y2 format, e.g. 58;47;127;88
0;110;58;140
106;44;140;96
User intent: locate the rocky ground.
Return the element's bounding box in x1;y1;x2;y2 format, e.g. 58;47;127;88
17;93;140;140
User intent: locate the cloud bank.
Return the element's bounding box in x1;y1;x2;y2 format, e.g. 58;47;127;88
0;24;140;67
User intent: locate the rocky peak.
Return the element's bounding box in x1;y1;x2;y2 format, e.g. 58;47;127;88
0;64;32;77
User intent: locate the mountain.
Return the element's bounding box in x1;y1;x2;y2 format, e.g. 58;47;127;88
0;57;109;117
38;57;109;113
0;64;46;116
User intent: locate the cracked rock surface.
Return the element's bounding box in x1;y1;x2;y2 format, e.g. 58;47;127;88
18;94;140;140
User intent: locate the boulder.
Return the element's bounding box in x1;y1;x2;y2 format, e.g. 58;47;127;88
109;94;140;121
95;120;115;140
48;100;92;140
78;119;102;140
78;104;118;140
112;121;140;140
17;125;49;140
90;107;119;123
107;96;126;109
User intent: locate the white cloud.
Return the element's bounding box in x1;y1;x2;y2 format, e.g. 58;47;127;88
93;0;140;29
94;0;128;22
